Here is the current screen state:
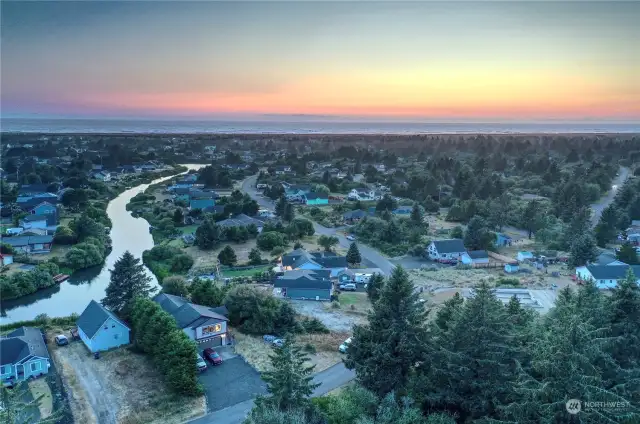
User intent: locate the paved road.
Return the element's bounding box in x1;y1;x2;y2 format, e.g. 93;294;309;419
590;166;629;227
187;363;356;424
242;175;396;275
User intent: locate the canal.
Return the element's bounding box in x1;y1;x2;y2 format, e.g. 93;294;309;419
0;164;205;323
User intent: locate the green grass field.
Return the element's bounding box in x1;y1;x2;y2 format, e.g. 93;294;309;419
222;265;270;278
338;292;371;310
179;225;198;235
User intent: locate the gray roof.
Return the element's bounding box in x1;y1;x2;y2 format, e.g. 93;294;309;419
467;250;489;259
21;214;48;222
585;265;640;280
217;214;263;228
305;192;328;200
203;205;226;214
274;269;332;290
2;235;54;247
1;327;49;366
77;300;129;339
343;209;369;219
432;239;466;254
595;253;619;266
153;294;228;330
310;252;348;268
18;184;50;195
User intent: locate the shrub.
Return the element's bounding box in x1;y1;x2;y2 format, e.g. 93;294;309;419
304;343;317;354
331;301;341;309
300;317;330;334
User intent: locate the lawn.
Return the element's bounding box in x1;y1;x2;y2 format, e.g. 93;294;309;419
178;225;198;235
338;292;371;311
29;378;53;420
223;265;270;278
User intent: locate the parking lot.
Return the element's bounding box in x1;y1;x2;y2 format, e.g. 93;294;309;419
197;345;266;412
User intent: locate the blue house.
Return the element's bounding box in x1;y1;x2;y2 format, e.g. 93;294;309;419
304;192;329;206
31;201;58;216
273;269;333;301
496;233;513;247
76;300;131;353
1;327;51;386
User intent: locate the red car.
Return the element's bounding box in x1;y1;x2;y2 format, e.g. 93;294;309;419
203;348;223;365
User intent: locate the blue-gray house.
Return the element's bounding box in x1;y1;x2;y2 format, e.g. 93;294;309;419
273;269;333;301
76;300;131;353
280;249;348;278
1;327;51;386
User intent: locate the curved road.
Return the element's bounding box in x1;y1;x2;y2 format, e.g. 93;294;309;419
590;166;629;227
242;175;396;275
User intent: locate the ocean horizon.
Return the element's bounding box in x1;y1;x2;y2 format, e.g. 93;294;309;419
1;118;639;135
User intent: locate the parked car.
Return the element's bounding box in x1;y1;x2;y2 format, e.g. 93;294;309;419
346;235;356;241
203;348;223;365
263;335;277;343
272;339;285;348
339;283;357;291
339;337;352;353
54;335;69;346
196;353;208;372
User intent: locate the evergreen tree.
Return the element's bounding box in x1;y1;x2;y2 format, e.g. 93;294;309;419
412;282;519;421
195;218;222;250
616;241;639;264
410;203;424;226
449;226;464;239
503;300;635;423
521;200;539;239
102;251;154;317
346;266;427;397
218;245;237;266
569;232;598;267
256;336;320;411
172;208;184;225
162;275;189;297
365;273;385;304
433;291;464;332
283;202;295;222
249;247;263;265
275;196;287;217
346;242;362;265
595;205;619;247
607;269;640;369
463;216;495;251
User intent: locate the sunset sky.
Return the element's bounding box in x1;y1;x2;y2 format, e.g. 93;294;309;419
2;1;639;121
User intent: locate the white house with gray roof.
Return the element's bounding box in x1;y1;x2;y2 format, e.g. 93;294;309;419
154;293;230;347
427;239;467;261
76;300;131;353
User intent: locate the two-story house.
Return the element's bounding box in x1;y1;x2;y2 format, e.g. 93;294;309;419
2;235;54;254
189;190;217;210
1;327;51;386
76;300;131;353
280;249;348;278
575;264;640;289
303;192;329;206
275;165;292;175
154;293;230;347
427;239;467;261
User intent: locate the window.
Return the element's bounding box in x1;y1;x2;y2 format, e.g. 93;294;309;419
114;334;119;339
1;365;11;375
30;362;41;372
112;324;116;328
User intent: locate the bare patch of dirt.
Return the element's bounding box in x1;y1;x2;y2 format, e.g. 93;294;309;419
185;239;258;268
291;300;366;333
233;331;347;373
28;378;53;419
52;342;205;424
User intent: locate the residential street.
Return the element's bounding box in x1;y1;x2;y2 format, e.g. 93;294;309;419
186;363;356;424
590;166;629;227
242;175;396;275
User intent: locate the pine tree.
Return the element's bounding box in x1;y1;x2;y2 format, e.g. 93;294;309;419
275;196;287;217
607;269;640;369
102;251;154;317
616;241;639;264
413;282;519;421
345;266;427;397
346;242;362;265
503;300;635;423
218;245;237;266
257;336;320;411
433;291;464;332
283;202;295;222
410;203;424;226
172;208;184;225
569;232;597;267
463;216;495;251
365;273;385;303
249;247;263;265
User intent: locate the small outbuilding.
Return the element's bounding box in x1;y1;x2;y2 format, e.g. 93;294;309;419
504;262;519;273
517;251;534;262
461;250;490;265
76;300;131;353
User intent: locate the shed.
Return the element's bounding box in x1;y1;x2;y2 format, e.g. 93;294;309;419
0;254;13;266
504;262;519;273
496;233;513;247
76;300;131;353
517;251;534;262
461;250;490;265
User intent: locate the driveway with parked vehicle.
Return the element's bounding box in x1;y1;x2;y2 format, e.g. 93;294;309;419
197;345;266;413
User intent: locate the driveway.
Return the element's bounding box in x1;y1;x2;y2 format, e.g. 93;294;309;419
198;346;266;413
241;175;395;275
186;362;355;424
